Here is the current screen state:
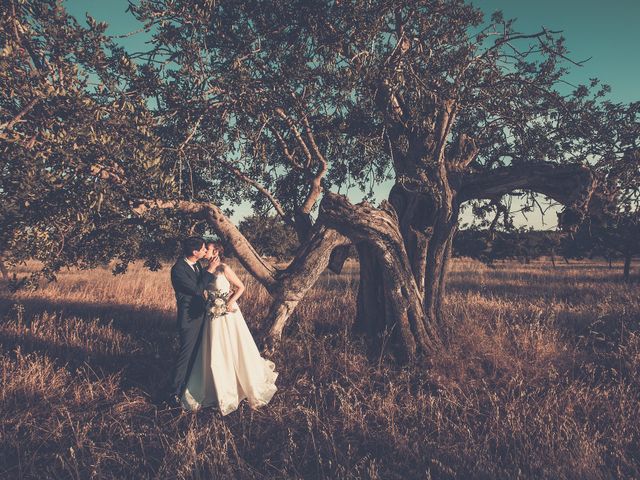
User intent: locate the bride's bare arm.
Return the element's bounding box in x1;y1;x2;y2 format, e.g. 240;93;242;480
223;264;245;309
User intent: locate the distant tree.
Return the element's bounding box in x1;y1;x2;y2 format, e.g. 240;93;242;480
561;198;638;279
558;228;589;262
561;109;639;280
598;147;639;281
612;215;639;280
539;231;562;267
238;214;299;260
452;229;492;262
454;228;563;266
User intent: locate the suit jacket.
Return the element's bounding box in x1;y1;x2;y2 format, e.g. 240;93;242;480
170;258;215;327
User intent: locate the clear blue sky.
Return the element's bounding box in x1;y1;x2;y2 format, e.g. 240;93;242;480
477;0;640;103
65;0;640;229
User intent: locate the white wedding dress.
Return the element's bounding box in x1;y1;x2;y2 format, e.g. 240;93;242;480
181;268;278;415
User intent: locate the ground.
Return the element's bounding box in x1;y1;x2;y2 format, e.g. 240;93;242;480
0;258;638;479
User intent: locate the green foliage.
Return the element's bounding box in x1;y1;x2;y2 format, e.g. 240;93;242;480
127;0;616;213
238;214;299;260
0;1;184;284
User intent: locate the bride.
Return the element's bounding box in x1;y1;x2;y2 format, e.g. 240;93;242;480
181;242;278;415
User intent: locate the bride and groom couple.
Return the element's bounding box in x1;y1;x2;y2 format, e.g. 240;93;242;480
166;236;278;415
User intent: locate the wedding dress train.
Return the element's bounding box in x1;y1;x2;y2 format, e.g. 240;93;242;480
181;269;277;415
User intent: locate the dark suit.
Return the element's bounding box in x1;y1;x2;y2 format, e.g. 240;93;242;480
170;258;214;398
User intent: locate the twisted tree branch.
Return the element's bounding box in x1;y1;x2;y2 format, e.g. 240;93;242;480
457;162;597;210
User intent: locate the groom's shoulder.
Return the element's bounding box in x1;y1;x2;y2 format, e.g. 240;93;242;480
171;258;185;272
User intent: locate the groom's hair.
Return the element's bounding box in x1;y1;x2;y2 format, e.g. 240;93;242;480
182;236;205;256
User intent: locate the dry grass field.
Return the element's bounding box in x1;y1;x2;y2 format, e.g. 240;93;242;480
0;258;638;479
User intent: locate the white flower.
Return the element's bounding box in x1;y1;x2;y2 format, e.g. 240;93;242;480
207;288;229;318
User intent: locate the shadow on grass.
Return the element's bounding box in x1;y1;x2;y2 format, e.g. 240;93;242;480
0;292;174;330
0;293;180;405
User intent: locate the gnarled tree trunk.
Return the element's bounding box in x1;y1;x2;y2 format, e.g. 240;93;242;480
320;192;439;360
388;184;431;298
424;218;457;336
352;243;385;336
387;182;460;339
319;162;596;362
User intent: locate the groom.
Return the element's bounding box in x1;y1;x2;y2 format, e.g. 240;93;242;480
167;236;220;407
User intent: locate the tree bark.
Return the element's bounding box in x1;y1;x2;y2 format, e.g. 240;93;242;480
319;192;439;360
353;243;386;336
327;244;352;274
423;206;459;337
388;183;433;298
294;209;351;274
262;225;349;348
293;209;314;244
386;178;460;344
457;162;596;207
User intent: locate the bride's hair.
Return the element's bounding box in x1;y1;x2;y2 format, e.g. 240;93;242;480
207;241;225;259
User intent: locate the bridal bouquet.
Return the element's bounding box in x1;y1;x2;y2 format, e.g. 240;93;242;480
206;288;229;318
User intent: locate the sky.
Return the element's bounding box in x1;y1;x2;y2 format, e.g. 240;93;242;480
65;0;640;229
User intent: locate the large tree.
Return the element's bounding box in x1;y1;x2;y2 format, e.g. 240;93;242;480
125;0;609;359
4;0;632;361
